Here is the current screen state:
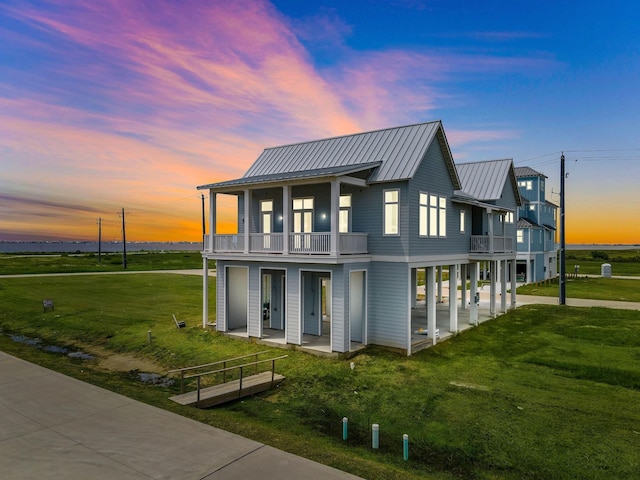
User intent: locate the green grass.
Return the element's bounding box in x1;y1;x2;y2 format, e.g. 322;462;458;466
1;273;640;479
0;251;205;275
517;276;640;302
564;249;640;276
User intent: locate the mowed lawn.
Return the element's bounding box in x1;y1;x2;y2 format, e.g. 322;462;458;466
1;273;639;480
518;276;640;302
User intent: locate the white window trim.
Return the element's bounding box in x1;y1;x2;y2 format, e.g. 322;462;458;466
383;189;399;236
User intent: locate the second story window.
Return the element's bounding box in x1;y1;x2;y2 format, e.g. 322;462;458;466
460;210;465;233
339;195;351;233
419;193;428;236
517;229;524;243
384;189;399;235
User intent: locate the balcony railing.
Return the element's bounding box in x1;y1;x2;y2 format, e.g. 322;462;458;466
470;235;514;253
204;233;368;255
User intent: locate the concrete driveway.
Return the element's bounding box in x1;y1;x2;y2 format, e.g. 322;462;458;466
0;351;361;480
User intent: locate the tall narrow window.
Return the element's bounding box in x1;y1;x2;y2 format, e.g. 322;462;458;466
460;210;465;233
384;190;399;235
439;197;447;237
429;195;438;236
339;195;351;233
419;193;428;236
517;230;524;243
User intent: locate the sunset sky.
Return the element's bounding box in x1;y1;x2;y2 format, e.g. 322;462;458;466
1;0;639;244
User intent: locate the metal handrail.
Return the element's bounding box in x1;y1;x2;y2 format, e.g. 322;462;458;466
183;355;288;408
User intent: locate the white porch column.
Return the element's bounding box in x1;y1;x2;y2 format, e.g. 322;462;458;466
426;266;437;345
526;258;531;283
510;259;517;308
330;180;339;256
282;185;290;254
202;257;208;328
501;259;507;313
437;266;443;303
490;260;496;317
460;264;467;309
470;262;479;325
209;191;216;252
449;264;458;333
488;210;494;253
243;189;250;254
411;268;417;308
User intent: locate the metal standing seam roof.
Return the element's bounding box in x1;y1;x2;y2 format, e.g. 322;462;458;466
240;120;461;188
197;162;381;190
514;166;547;178
455;159;520;203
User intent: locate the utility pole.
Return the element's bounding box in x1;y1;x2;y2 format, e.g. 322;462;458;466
559;153;566;305
97;217;102;263
201;193;206;249
121;207;127;269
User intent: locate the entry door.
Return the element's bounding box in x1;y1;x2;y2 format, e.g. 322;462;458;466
350;271;365;343
261;200;273;249
293;198;313;249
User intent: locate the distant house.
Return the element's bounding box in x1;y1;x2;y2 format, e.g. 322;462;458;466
197;121;521;356
514;167;558;282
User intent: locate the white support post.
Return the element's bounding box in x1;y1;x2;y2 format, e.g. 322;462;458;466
202;257;208;329
488;210;494;253
449;264;458;333
470;262;478;325
460;264;467;309
282;185;290;254
209;191;216;252
437;266;443;303
330;180;339;256
243;189;250;254
501;259;507;313
511;259;517;308
490;261;496;317
426;266;436;345
411;268;417;309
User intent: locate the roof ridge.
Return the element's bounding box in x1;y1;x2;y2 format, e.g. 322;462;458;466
262;120;442;151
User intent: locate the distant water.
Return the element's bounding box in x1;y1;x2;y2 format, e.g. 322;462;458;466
0;241;203;254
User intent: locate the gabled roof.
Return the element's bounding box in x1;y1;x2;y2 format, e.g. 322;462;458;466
455;159;522;206
239;120;461;189
518;217;539;228
514;166;547;178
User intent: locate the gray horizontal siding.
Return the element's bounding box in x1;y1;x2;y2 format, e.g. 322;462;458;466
367;262;409;350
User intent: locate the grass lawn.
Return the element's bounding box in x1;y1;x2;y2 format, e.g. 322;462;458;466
0;251;205;275
1;274;640;479
517;276;640;302
564;249;640;276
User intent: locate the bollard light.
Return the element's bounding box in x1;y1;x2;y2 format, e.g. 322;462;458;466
342;417;348;441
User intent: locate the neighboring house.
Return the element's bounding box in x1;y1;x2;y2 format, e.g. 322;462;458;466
514;166;558;282
197;121;522;356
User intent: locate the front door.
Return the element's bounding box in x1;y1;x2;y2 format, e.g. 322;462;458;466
261;200;273;250
293;197;313;250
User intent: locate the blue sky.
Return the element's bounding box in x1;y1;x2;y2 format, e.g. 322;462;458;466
1;0;639;242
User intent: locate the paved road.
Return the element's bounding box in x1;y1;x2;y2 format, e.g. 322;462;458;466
0;351;361;480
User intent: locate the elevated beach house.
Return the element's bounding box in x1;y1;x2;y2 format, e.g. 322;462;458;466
197;121;521;356
514;166;558;282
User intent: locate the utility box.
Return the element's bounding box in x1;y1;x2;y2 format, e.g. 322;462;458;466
601;263;612;278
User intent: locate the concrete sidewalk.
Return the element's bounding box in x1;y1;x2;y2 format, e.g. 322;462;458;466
0;351;361;480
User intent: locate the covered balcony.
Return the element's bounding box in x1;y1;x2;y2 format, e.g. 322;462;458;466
198;163;380;259
204;232;368;256
470;235;514;254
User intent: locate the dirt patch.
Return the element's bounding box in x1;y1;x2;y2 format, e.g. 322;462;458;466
78;343;165;373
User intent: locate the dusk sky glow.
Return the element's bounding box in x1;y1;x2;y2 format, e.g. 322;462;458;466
1;0;639;244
